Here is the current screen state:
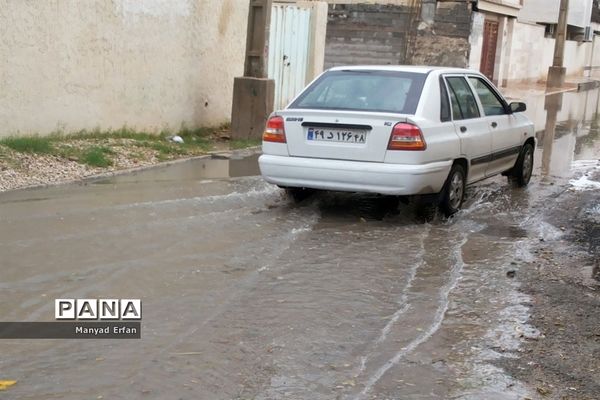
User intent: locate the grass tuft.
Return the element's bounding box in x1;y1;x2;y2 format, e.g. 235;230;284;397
0;122;259;171
64;127;159;141
230;138;262;149
0;136;54;154
81;146;113;167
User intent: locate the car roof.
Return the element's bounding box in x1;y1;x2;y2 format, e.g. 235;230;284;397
327;65;481;75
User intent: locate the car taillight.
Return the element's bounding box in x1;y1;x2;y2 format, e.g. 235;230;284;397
387;122;426;151
263;116;286;143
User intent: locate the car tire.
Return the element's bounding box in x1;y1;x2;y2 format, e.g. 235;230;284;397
285;187;315;202
509;143;534;187
439;164;466;217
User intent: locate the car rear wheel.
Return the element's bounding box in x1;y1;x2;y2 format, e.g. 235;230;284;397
509;143;534;187
284;187;316;203
440;164;466;216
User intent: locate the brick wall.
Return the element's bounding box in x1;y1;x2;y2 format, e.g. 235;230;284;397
324;4;415;68
324;1;472;69
411;1;472;67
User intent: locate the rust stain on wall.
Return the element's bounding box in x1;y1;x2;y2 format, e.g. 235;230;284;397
218;0;233;36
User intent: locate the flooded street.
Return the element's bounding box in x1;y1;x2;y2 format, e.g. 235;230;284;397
1;89;599;399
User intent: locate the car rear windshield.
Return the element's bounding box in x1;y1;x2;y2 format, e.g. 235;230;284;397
289;70;427;114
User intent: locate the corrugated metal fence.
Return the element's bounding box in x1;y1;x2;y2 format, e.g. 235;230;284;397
268;4;312;110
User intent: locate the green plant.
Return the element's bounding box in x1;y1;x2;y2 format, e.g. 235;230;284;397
0;136;54;154
149;142;187;156
81;146;113;167
0;122;231;169
64;127;158;142
230;138;262;149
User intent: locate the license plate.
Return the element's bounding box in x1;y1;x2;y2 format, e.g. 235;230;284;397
307;127;367;144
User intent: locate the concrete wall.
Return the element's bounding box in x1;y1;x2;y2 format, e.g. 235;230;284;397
564;40;594;77
0;0;249;137
590;35;600;78
503;21;553;84
515;0;559;25
519;0;593;28
502;20;594;85
468;11;485;71
490;0;521;7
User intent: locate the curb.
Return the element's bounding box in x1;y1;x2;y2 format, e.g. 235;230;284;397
0;146;263;194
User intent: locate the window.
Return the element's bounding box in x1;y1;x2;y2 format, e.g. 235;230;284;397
445;76;480;120
468;77;507;116
291;70;427;114
440;77;451;122
448;88;462;120
544;24;555;39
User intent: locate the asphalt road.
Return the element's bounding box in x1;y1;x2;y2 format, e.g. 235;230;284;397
0;89;598;400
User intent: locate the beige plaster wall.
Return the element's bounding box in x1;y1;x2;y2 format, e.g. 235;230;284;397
504;20;593;85
563;40;593;78
504;21;552;84
0;0;249;137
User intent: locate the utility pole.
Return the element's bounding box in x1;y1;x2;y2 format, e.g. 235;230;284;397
231;0;275;140
547;0;569;88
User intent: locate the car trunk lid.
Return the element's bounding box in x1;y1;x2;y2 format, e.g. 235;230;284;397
279;109;407;162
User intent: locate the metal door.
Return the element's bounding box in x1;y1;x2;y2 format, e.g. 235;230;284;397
480;20;499;82
268;4;312;110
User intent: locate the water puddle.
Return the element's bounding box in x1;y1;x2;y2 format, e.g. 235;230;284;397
479;225;528;239
521;88;600;179
92;152;261;185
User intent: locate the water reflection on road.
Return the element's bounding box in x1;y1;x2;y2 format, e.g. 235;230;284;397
0;89;598;400
520;87;600;178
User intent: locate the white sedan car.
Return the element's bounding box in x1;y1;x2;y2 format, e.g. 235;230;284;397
259;66;535;215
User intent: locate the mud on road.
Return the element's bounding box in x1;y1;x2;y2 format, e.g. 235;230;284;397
501;169;600;400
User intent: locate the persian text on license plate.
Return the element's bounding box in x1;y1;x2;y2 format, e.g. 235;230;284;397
307;128;367;143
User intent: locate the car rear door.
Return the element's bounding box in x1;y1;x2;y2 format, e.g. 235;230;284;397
444;75;491;183
467;76;522;177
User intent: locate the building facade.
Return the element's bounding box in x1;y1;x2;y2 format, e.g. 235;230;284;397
319;0;600;87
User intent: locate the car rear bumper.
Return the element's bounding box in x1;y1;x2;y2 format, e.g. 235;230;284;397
259;154;452;195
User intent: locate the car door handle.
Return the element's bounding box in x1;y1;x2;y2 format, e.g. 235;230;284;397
460;126;467;133
491;122;498;128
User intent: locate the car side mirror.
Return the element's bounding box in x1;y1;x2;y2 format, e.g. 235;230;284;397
509;102;526;113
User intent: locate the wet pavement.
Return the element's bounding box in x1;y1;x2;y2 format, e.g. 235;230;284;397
0;89;599;400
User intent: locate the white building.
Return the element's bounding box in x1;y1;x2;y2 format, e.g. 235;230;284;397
469;0;600;87
519;0;593;35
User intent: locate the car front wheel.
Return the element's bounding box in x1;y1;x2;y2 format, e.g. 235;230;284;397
509;143;534;187
440;164;466;216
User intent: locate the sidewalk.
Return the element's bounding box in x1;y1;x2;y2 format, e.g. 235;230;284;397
502;76;600;100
